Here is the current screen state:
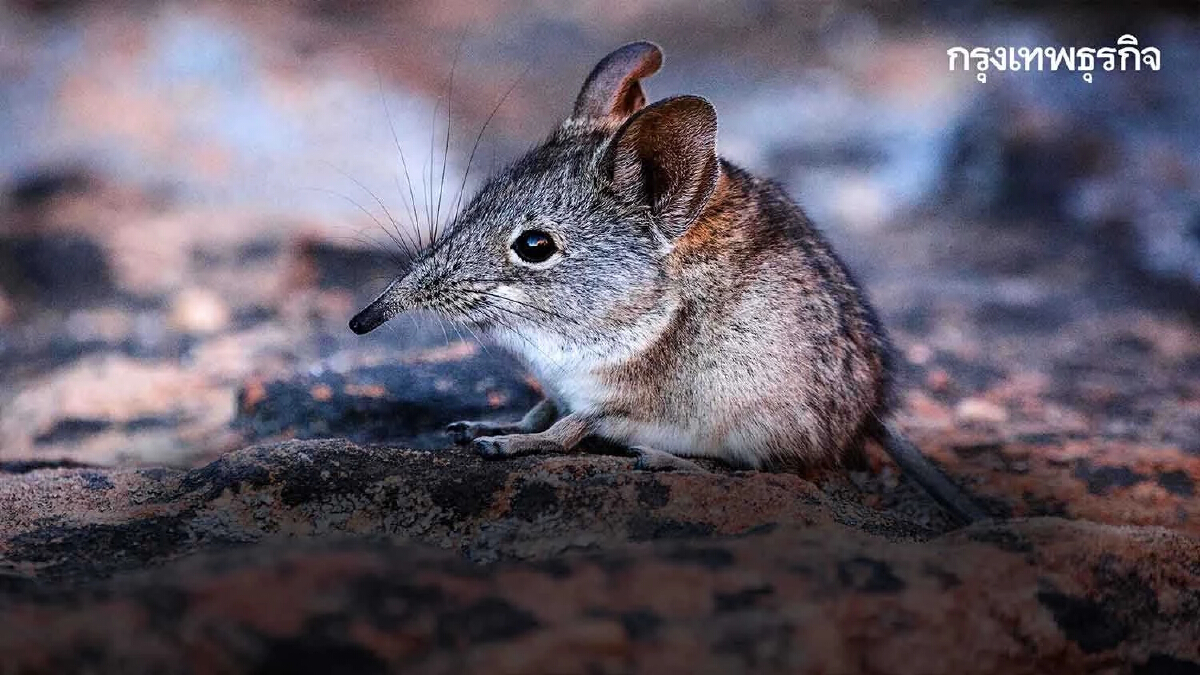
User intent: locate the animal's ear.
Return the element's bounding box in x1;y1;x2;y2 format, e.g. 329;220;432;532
602;95;719;239
573;41;663;120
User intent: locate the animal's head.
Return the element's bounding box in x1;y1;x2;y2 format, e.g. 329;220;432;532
350;42;720;351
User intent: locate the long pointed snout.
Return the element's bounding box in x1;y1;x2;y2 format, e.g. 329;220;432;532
349;278;407;335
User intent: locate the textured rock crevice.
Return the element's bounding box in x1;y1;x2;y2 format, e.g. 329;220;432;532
1;438;1198;673
0;440;933;583
1;510;1197;675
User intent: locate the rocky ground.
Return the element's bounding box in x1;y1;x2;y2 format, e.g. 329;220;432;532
1;1;1199;673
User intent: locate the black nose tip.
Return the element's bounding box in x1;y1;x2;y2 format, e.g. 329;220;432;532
350;286;398;335
349;309;379;335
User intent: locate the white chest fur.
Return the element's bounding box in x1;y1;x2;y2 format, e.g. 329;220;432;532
484;285;680;410
492;327;614;414
488;314;768;467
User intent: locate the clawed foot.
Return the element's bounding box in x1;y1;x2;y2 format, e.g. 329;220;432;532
472;434;563;459
446;420;515;444
631;446;707;472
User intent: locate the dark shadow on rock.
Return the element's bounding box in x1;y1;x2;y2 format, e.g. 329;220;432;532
234;355;540;446
4;166;93;208
0;517;1196;674
0;233;117;307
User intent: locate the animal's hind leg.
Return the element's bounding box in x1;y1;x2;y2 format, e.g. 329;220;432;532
472;412;591;458
447;398;558;444
630;446;707;472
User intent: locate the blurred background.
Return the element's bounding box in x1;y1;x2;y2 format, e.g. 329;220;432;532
1;0;1197;498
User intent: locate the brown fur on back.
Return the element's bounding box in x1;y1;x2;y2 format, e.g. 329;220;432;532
597;161;891;468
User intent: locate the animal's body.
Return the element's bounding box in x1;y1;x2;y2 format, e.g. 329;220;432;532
350;42;984;522
489;159;888;470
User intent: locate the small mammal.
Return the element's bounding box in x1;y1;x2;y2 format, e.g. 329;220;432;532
351;42;986;523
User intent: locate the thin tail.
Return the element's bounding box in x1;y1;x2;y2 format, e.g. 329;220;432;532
873;420;988;525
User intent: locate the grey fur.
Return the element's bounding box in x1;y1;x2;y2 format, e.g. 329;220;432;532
350;42;985;524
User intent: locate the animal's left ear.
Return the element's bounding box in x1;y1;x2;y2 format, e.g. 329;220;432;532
573;41;662;120
602;95;720;239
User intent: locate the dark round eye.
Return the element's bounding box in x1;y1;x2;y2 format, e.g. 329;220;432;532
512;229;558;263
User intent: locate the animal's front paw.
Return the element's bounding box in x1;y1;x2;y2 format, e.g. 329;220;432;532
447;420;514;444
631;446;706;472
472;435;515;458
446;421;484;444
